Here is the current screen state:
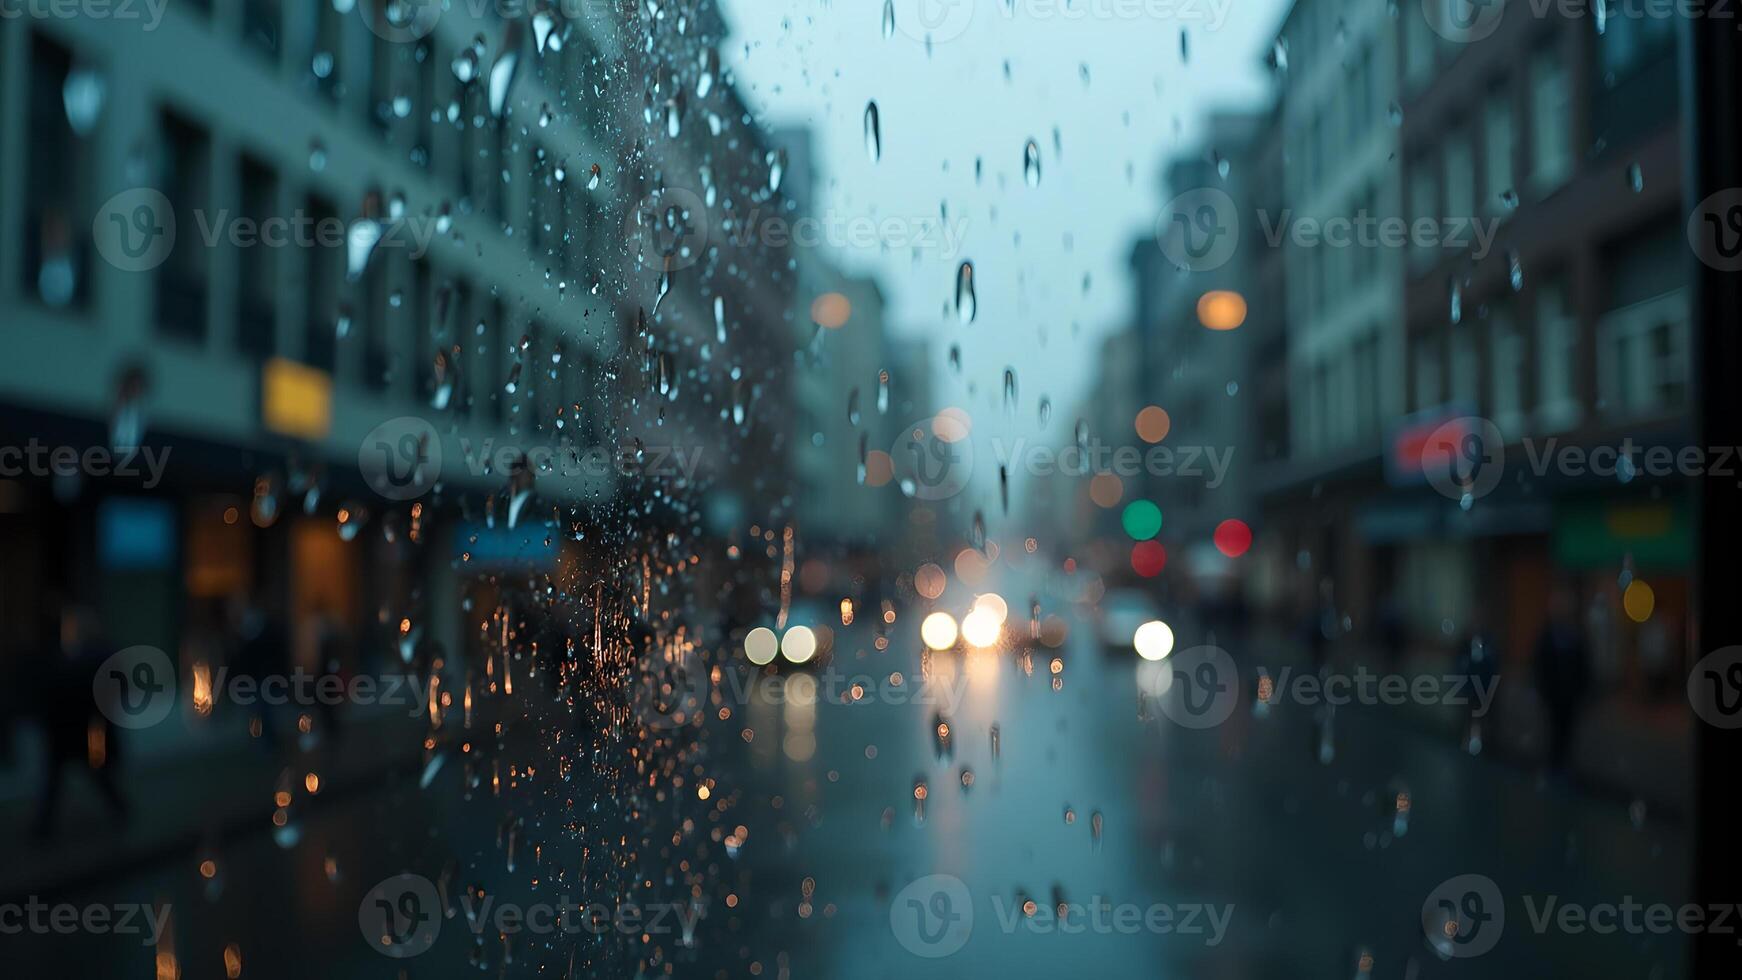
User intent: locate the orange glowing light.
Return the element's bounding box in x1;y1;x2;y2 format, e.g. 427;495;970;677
1197;290;1248;330
1135;405;1172;443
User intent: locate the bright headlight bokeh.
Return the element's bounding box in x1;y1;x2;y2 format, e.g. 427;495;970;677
920;612;959;651
781;625;818;664
744;626;779;665
960;608;1002;648
971;592;1009;625
1133;620;1175;662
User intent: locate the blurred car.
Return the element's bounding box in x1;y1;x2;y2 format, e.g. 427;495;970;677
1096;588;1161;655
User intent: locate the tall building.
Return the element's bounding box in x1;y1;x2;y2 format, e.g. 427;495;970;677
1394;3;1686;699
0;3;796;739
1248;0;1407;631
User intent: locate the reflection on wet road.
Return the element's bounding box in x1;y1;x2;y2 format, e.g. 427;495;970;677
722;572;1688;980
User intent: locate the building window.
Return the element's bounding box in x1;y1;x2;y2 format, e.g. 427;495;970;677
1444;126;1474;221
1535;279;1580;430
304;195;340;372
156;109;211;342
1529;44;1572;195
24;34;94;310
1451;326;1478;409
1483;88;1514;215
1598;291;1688;418
1489;307;1525;432
1408;156;1439;275
237;155;278;360
1413;333;1444;411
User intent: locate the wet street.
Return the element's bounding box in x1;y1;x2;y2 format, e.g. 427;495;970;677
715;573;1690;980
6;564;1687;980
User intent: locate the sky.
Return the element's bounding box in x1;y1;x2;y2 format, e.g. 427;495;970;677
719;0;1286;510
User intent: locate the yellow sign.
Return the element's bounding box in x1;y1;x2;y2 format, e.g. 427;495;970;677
262;357;333;440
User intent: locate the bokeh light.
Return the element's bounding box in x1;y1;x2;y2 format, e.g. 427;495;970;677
960;608;1002;648
1134;405;1172;443
1134;620;1176;661
932;407;972;442
1089;472;1124;508
1214;519;1253;558
744;627;779;665
914;562;947;599
1196;290;1247;330
810;292;851;328
1623;580;1656;623
780;625;818;664
971;593;1009;625
920;612;959;650
1122;500;1163;540
1130;541;1167;578
864;450;894;487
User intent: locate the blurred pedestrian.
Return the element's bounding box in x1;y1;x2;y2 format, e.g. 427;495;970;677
1455;614;1499;754
1533;586;1590;777
31;602;130;839
230;593;289;745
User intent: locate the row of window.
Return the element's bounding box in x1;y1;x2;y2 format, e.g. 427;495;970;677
9;26;610;439
1410;280;1688;430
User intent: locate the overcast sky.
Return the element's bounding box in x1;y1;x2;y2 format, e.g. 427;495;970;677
720;0;1285;511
